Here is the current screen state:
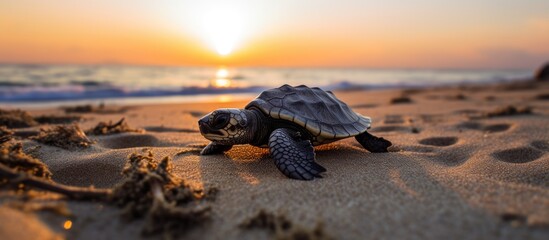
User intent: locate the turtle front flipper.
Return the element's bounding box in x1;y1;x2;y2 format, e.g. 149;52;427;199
200;142;233;155
268;128;326;180
355;131;392;152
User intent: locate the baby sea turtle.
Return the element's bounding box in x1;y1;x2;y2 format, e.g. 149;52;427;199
198;84;392;180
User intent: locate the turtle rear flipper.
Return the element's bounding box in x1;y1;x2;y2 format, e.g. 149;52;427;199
269;128;326;180
355;131;392;152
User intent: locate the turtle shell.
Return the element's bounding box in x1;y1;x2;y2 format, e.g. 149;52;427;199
245;85;371;142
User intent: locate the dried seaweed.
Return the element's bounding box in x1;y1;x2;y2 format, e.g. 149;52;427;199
186;186;219;202
34;115;82;124
86;118;143;135
0;135;104;198
62;104;95;113
240;210;332;240
0;126;14;144
0;145;211;237
496;81;537;91
483;105;533;118
0;109;37;128
389;96;413;104
31;124;94;149
401;88;424;95
240;210;293;232
0;142;52;186
110;152;210;237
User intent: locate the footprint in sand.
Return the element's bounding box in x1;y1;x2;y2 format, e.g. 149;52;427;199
435;147;472;166
492;147;544;163
456;121;512;133
530;140;549;152
404;144;471;166
418;137;458;147
372;115;419;133
500;212;527;225
383;115;406;124
419;114;446;124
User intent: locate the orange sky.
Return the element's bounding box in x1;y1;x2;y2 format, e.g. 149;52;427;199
1;0;548;69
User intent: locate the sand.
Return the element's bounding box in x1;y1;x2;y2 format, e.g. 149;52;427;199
1;81;549;239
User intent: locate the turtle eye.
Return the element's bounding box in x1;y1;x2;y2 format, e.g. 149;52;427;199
212;115;229;128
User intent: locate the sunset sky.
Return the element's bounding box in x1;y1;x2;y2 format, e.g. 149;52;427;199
1;0;548;69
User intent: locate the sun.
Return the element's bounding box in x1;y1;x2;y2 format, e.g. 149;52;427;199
201;5;245;56
185;2;256;57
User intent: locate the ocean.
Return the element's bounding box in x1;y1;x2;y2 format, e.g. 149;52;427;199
0;64;532;107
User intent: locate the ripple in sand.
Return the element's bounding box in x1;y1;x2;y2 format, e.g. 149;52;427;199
98;134;160;149
492;147;543;163
535;93;549;100
418;137;458;147
54;162;122;188
144;126;198;133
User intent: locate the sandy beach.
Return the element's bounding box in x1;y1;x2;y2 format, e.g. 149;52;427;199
1;81;549;240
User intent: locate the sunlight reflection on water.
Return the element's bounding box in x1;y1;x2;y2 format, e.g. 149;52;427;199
0;64;532;106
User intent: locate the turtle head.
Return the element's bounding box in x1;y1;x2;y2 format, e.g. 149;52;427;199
198;108;252;145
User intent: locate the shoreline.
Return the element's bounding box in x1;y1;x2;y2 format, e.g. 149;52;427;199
0;63;534;107
0;77;535;110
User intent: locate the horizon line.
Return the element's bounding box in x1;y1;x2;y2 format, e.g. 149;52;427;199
0;61;537;71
